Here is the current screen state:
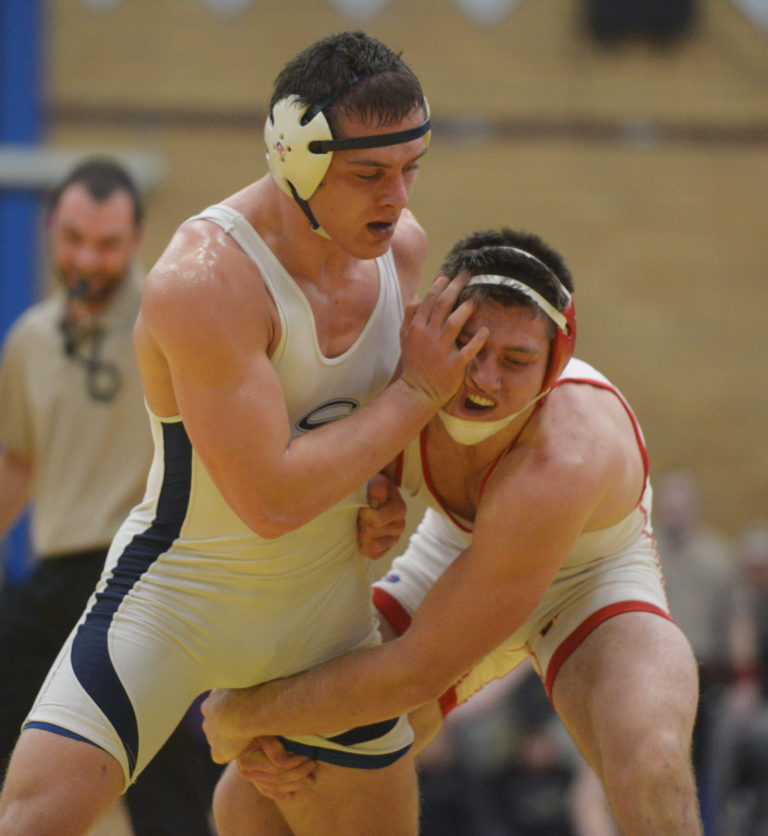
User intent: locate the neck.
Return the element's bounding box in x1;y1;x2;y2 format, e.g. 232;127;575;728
429;410;529;467
250;178;356;282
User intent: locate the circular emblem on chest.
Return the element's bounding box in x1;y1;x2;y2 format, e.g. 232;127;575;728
296;398;360;432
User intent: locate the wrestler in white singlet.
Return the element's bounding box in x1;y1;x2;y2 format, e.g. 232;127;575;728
373;358;672;714
24;204;413;787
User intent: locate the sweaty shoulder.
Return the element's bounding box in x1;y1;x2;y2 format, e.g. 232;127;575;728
139;219;275;370
390;209;428;303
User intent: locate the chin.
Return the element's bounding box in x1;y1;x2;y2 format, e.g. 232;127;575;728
347;238;390;261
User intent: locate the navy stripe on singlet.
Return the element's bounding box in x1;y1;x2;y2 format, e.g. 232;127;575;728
279;738;411;769
277;718;405;770
69;421;192;777
326;717;398;746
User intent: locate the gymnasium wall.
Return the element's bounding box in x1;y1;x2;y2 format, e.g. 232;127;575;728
46;0;768;533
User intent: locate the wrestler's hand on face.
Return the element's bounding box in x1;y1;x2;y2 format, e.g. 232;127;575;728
399;272;488;408
359;473;407;560
237;736;317;801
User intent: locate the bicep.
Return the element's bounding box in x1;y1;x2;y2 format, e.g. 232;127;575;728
141;261;293;523
167;322;299;524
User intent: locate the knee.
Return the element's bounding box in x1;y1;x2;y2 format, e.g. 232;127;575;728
211;766;239;833
603;722;695;800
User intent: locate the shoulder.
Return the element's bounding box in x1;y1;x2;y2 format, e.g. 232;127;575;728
526;381;638;473
140;220;273;355
390;210;428;302
555;374;640;440
143;221;259;316
500;380;646;524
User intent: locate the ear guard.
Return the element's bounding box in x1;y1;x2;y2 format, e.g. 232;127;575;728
265;94;431;230
542;297;576;392
265;96;336;202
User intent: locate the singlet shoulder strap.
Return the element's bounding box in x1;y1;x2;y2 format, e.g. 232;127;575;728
185;204;288;280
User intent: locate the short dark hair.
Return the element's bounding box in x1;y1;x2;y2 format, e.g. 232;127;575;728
270;31;426;135
441;228;573;330
48;158;144;227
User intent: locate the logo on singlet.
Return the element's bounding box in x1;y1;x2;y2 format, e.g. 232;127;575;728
296;398;360;432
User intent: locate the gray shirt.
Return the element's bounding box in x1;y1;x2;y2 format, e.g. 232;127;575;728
0;271;152;557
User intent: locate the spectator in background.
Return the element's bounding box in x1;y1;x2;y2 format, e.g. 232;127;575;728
710;522;768;835
0;157;216;835
653;467;738;833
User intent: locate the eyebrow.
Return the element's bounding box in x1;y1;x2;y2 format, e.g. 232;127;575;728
460;332;542;356
343;148;429;169
61;223;124;245
503;345;541;356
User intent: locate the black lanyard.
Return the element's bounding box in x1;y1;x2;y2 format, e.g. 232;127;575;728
60;319;121;403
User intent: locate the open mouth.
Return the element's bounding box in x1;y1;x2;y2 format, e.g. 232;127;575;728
464;392;495;412
367;221;395;236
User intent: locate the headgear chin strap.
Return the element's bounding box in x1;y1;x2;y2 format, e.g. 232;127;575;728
265;92;430;234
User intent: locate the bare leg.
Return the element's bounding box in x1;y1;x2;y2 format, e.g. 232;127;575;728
214;750;418;836
569;760;620;836
0;729;125;836
275;750;418;836
86;799;134;836
552;611;702;835
213;762;292;836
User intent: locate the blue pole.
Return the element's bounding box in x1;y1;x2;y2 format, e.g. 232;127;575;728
0;0;45;584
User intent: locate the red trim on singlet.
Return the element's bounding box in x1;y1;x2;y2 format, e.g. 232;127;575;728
548;376;650;506
419;373;649;535
419;423;531;533
373;586;412;637
544;600;673;700
438;687;459;715
373;587;460;716
419;429;473;533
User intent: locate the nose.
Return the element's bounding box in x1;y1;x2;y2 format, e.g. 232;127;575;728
380;173;410;210
467;353;499;392
73;243;100;273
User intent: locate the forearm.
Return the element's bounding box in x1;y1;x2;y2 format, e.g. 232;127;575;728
261;380;436;534
214;641;443;740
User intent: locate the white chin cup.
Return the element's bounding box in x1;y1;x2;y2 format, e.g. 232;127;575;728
438;409;517;446
438;390;547;446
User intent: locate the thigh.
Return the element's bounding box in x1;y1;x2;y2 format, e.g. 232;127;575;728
213;762;292;836
551;611;698;770
276;750;419;836
0;728;124;836
25;612;208;787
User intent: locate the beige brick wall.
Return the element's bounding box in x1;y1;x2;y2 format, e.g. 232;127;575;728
46;0;768;533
